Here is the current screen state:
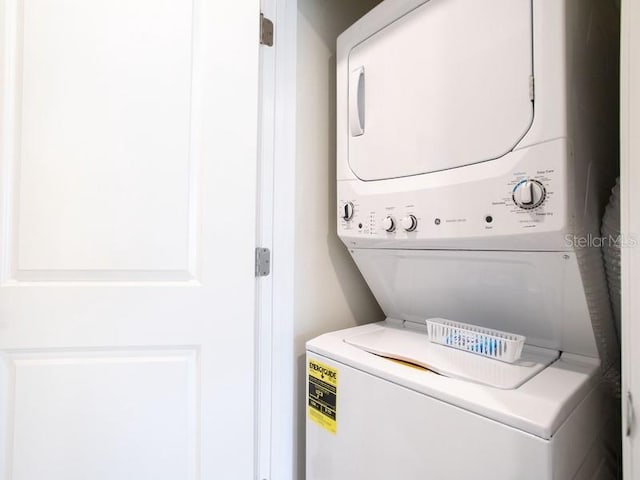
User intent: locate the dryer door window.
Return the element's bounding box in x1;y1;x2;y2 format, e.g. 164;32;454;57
347;0;533;181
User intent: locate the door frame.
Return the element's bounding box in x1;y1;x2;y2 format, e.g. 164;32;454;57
621;0;639;476
257;0;297;479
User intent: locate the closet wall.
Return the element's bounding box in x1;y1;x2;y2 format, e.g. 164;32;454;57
295;0;384;477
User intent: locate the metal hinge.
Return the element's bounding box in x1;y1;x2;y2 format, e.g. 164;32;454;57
627;391;635;437
529;75;535;101
255;247;271;277
260;13;274;47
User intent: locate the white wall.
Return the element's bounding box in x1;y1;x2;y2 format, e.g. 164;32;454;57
621;0;640;475
295;0;384;478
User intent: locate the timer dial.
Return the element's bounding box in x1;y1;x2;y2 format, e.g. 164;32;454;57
512;180;546;209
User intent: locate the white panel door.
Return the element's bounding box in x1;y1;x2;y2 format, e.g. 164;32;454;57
0;0;261;479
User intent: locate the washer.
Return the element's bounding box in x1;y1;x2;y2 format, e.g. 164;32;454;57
307;322;605;479
306;0;619;478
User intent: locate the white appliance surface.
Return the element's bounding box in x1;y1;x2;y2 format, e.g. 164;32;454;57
349;249;598;358
344;324;558;389
308;322;600;439
338;139;571;251
337;0;570;186
348;0;533;181
306;344;608;480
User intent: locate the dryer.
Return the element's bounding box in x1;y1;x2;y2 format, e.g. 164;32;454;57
306;0;620;478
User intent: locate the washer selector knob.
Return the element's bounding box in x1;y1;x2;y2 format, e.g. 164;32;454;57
401;215;418;232
341;202;354;221
382;216;396;232
513;179;546;209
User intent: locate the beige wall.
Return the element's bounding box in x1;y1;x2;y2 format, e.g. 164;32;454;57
295;0;384;477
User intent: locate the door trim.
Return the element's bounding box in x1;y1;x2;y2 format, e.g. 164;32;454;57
257;0;297;479
621;0;639;476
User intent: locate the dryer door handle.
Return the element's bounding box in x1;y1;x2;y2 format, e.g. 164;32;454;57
349;66;365;136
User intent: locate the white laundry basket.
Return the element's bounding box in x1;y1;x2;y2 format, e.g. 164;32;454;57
426;318;525;363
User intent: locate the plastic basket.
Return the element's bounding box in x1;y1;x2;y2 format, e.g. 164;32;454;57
425;318;525;363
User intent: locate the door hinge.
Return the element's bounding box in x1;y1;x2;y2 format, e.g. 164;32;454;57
260;13;274;47
627;391;635;437
255;247;271;277
529;75;535;101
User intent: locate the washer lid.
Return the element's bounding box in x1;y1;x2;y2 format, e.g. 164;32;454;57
306;322;601;439
344;325;558;389
347;0;533;181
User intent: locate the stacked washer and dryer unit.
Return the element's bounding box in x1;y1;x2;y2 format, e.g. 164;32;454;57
306;0;620;479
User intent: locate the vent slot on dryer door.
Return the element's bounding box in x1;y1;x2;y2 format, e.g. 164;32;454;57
347;0;534;181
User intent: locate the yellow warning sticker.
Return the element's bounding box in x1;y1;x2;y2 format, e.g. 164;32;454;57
308;359;338;434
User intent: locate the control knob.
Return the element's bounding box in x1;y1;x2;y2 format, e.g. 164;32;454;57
401;215;418;232
382;216;396;232
512;179;546;209
341;202;354;221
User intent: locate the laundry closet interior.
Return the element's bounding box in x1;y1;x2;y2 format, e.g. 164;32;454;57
296;0;628;479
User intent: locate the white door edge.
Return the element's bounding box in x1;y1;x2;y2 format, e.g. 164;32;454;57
257;0;297;479
256;0;276;477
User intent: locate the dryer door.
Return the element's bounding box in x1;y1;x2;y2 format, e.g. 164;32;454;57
348;0;533;181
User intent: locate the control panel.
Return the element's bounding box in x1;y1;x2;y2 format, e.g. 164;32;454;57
337;140;569;249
